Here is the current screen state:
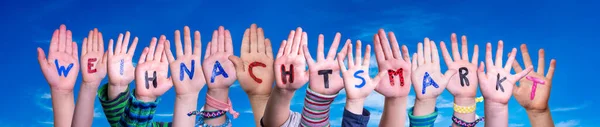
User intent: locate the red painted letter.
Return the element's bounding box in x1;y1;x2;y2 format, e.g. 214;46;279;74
388;68;404;86
249;62;266;83
87;58;97;73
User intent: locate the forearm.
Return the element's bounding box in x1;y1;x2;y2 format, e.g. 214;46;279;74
50;89;75;127
248;94;270;126
484;102;508;127
108;83;128;100
204;88;230;125
527;109;554;127
173;93;199;127
412;98;436;116
263;88;295;126
452;97;476;127
72;83;99;127
380;97;407;127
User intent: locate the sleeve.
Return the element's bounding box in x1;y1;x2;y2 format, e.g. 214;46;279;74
98;84;131;127
260;111;302;127
341;108;370;127
300;87;338;127
407;107;438;127
122;91;173;127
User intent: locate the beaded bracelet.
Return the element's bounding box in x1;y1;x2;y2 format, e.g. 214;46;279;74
196;114;232;127
188;110;226;119
451;115;484;127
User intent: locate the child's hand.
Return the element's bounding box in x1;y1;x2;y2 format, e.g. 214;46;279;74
411;38;456;99
229;24;274;96
134;35;173;102
478;41;532;104
202;26;237;90
372;29;412;98
80;28;107;86
441;34;479;98
273;27;309;92
166;26;206;96
37;24;80;93
338;40;386;100
107;32;138;87
302;33;346;95
512;44;555;112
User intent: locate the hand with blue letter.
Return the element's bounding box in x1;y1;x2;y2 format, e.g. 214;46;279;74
107;31;139;100
165;26;206;96
37;24;80;93
134;35;173;102
202;26;237;90
338;40;386;114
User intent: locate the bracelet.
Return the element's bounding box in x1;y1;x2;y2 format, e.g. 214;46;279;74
453;97;484;114
188;110;227;119
206;94;239;119
452;115;484;127
408;107;438;127
196;114;232;127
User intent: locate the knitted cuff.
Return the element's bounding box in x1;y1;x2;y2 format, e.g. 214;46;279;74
300;87;338;127
122;91;160;127
408;107;438;127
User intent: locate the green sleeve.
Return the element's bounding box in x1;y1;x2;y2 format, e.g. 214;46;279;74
98;84;131;127
124;91;173;127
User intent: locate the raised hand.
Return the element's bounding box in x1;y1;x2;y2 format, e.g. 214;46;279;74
37;24;79;93
107;31;138;99
229;24;274;96
338;40;385;113
81;28;107;86
134;35;173;102
166;26;206;96
373;29;412;98
202;26;237;89
273;27;309;92
512;44;555;111
302;32;345;95
441;33;479;98
412;38;456;99
478;41;532;104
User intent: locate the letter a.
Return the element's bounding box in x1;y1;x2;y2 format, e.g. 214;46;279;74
55;59;74;77
180;60;195;81
280;64;294;84
354;70;366;88
210;61;229;83
422;72;439;94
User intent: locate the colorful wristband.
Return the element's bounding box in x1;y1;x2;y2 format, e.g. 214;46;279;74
188;110;227;119
206;94;239;119
453;97;484;114
196;114;232;127
408;107;438;127
452;115;484;127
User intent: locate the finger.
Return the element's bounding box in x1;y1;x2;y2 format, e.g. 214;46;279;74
154;35;166;61
485;42;494;71
363;44;371;66
98;32;104;52
72;42;78;59
184;26;192;55
389;32;402;59
217;26;225;52
276;40;287;58
537;49;545;75
411;53;417;72
258;27;266;53
372;71;388;87
91;29;98;52
303;44;315;66
291;27;303;55
58;24;66;52
210;30;218;54
174;29;184;56
337;53;347;72
477;61;487;82
440;41;453;66
317;34;325;61
121;31;130;54
250;24;258;53
514;65;533;80
102;51;108;65
204;42;211;59
265;39;274;58
37;47;49;70
165;40;175;63
402;45;410;62
301;32;308;55
451;33;461;61
225;30;233;54
520;44;533;67
66;30;73;55
495;40;504;67
337;40;350;61
504;48;517;71
139;47;149;64
326;32;342;60
347;43;355;68
284;30;295;55
81;38;88;55
472;45;479;65
417;42;424;65
546;59;556;79
355;40;362;66
128;37;139;57
378;29;393;60
443;68;458;82
50;29;59;52
108;39;114;56
193;31;202;56
431;40;440;66
512;55;524;73
146;37;158;61
161;50;168;63
461;35;469;60
241;28;250;53
373;34;386;62
229;55;246;72
116;33;124;54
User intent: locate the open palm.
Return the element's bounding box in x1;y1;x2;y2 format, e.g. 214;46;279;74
37;24;79;92
338;41;385;100
81;28;107;85
512;44;555;111
166;26;206;96
229;24;274;96
441;33;479;98
303;33;345;95
202;26;237;89
273;27;309;91
478;41;532;104
412;38;456;99
107;31;138;87
135;36;173;102
373;29;412;98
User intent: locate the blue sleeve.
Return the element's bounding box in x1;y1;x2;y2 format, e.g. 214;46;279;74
341;108;370;127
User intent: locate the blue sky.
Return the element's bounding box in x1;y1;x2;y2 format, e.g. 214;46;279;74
0;0;598;126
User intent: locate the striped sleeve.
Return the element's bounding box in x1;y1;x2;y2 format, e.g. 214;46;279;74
98;84;131;127
300;87;338;127
122;91;173;127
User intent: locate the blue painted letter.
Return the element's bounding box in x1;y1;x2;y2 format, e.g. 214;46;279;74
210;61;229;83
180;60;195;81
354;70;366;88
55;59;74;77
421;72;439;94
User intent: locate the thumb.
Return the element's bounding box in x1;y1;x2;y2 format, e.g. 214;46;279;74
372;71;388;87
443;69;458;83
102;51;108;65
37;47;49;72
228;55;245;73
476;61;487;87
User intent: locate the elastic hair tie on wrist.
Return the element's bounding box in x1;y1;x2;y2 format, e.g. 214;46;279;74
206;94;239;119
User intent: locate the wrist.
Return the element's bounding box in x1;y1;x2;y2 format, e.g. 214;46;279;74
454;97;475;106
248;94;270;102
81;82;100;90
345;98;365;114
177;93;199;100
413;98;437;116
526;108;551;117
273;87;295;99
136;95;157;102
50;87;74;95
207;88;230;102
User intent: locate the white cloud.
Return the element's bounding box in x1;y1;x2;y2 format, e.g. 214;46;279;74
434;112;446;123
156;113;174;117
38;121;54;125
364;92;386;109
436;96;453;108
556;120;580;127
369;55;378;69
509;123;525;127
243;109;253;114
41;93;51;99
93;108;103;118
551;105;586;112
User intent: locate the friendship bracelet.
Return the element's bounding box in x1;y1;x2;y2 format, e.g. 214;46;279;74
188;110;227;119
408;107;438;127
453;97;484;114
206;94;239;119
196;114;232;127
452;115;484;127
